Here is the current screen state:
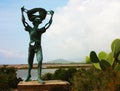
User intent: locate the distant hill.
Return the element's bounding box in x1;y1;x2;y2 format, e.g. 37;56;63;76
46;59;74;64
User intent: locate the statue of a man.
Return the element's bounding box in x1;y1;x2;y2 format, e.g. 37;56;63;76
21;6;54;83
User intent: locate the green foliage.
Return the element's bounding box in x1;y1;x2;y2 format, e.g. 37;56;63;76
111;39;120;57
42;64;120;91
90;51;100;63
98;51;108;60
52;68;76;82
99;60;111;70
42;73;54;80
0;73;9;90
93;63;101;70
89;39;120;71
86;56;91;63
111;39;120;67
42;68;77;82
0;66;22;90
90;51;111;70
53;68;66;80
114;64;120;72
71;68;120;91
71;68;97;91
107;52;114;65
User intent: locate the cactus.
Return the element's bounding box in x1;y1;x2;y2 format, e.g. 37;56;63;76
86;56;91;63
90;51;111;70
99;60;111;70
90;51;100;63
98;51;108;60
111;39;120;57
111;39;120;68
89;39;120;71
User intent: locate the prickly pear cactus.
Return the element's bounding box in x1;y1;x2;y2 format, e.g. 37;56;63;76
90;51;111;70
111;39;120;57
90;51;99;63
111;39;120;62
89;39;120;71
99;60;111;70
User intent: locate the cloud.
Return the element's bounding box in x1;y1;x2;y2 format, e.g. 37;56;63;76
0;49;26;64
43;0;120;61
0;49;25;58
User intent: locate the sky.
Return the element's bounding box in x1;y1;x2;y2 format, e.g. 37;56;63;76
0;0;120;64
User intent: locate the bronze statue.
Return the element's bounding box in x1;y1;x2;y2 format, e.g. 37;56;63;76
21;6;54;83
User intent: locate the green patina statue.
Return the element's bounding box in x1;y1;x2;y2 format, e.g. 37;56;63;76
21;6;54;83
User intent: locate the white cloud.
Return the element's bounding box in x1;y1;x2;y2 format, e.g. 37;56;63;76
0;49;28;64
0;49;25;59
43;0;120;62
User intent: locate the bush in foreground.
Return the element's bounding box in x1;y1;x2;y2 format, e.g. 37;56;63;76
0;66;22;90
42;68;77;82
71;67;120;91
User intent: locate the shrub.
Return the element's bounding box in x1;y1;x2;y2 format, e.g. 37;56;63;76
42;68;77;83
71;67;120;91
0;66;22;90
42;73;54;80
53;68;77;82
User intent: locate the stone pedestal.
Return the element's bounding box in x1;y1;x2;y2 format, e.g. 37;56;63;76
18;80;70;91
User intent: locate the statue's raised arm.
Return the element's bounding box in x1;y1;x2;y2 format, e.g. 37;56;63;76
21;6;30;28
44;10;54;29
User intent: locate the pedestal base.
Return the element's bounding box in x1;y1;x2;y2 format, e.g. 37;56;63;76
18;80;70;91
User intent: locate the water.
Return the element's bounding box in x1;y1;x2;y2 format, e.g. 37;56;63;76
17;69;57;80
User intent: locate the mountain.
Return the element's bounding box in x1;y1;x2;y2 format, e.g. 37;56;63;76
46;59;74;63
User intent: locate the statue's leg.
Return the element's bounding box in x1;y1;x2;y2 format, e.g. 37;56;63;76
25;46;35;81
36;48;44;83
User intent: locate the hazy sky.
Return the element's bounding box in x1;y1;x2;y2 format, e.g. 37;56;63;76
0;0;120;64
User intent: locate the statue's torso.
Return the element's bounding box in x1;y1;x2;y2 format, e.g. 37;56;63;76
29;28;41;43
26;26;46;45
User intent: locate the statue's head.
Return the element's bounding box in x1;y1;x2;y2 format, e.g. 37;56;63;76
32;17;42;25
27;8;47;23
